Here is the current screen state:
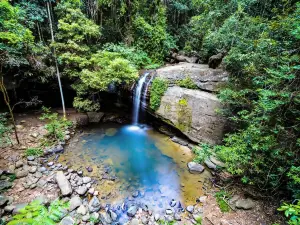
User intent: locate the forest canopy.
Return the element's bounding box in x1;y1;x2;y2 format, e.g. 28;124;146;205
0;0;299;209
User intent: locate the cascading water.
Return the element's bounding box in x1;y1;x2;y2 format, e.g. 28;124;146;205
132;72;149;124
142;75;153;108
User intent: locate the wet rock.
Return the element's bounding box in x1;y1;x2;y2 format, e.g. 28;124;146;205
82;177;91;184
76;186;88;195
60;216;75;225
127;205;137;217
88;196;101;212
16;169;28;178
171;136;188;146
56;171;72;196
0;195;9;207
77;205;87;215
187;162;205;174
235;199;255;210
186;205;194;213
69;196;82;211
27;156;35;161
99;211;112;224
53;145;64;154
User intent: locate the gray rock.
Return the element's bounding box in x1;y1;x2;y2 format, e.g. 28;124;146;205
31;132;39;138
210;156;226;167
171;136;188;146
15;160;23;168
4;205;15;213
130;218;139;225
64;135;71;141
87;112;104;123
12;203;27;215
47;162;54;166
127;205;137;217
165;208;173;215
29;166;37;173
0;180;12;191
55;171;72;196
82;177;92;184
235;199;255;210
99;211;112;224
82;214;90;222
109;210;118;221
76;186;88;195
76;205;87;215
204;159;217;170
60;216;75;225
38;167;47;172
27;156;35;161
53;145;64;154
16;170;28;178
88;196;101;212
0;195;9;206
186;205;194;213
174;213;181;221
154;214;160;221
187;162;205;174
69;196;82;211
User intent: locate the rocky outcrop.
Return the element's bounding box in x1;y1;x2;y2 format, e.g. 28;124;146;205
146;63;227;144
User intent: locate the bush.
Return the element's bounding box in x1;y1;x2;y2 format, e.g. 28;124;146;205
25;148;43;157
215;190;231;212
193;143;213;164
150;78;168;111
39;107;72;142
176;77;198;89
278;201;300;225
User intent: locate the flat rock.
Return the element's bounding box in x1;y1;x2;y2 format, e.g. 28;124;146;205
82;177;91;184
235;199;255;210
204;159;217;170
69;196;82;211
187;162;205;174
16;170;28;178
171;136;188;146
60;216;75;225
55;171;72;196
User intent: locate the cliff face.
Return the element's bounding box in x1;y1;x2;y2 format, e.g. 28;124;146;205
145;63;228;144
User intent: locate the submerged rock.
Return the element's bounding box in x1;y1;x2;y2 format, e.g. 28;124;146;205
187;162;205;174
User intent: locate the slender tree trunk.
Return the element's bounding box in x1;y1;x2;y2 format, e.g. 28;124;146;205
46;1;66;118
37;22;42;42
0;76;20;145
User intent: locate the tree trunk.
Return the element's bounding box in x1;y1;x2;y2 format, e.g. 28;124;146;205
46;1;66;118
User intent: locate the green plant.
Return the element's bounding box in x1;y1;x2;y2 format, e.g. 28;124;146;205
8;174;16;182
25;148;43;157
278;201;300;225
176;77;197;89
215;190;231;212
193;143;213;164
158;220;175;225
39;107;72;142
150;78;168;111
7;199;69;225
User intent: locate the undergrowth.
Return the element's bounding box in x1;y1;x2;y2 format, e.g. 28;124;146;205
25;148;43;157
150;78;168;111
215;190;231;212
176;77;198;89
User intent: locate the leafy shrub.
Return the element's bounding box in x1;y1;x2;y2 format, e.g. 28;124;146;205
278;201;300;225
25;148;43;157
0;113;12;147
193;143;213;164
176;77;197;89
39;107;72;142
150;78;168;111
7;199;69;225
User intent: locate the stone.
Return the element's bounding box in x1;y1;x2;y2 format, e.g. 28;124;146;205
199;196;207;203
27;156;35;161
31;132;39;138
235;199;255;210
165;209;173;215
69;196;82;211
186;205;194;213
53;145;64;154
29;166;37;173
82;177;92;184
130;218;139;225
16;170;28;178
76;205;87;215
127;205;137;217
12;203;27;215
204;159;217;170
141;216;148;224
210;156;226;167
88;196;101;212
60;216;75;225
91;212;99;220
109;210;118;221
15;160;23;168
0;180;12;191
87;112;104;123
208;52;224;69
55;171;72;196
39;167;47;172
174;213;181;221
170;199;177;207
4;205;15;213
82;215;90;222
154;214;160;221
76;186;88;195
0;195;9;207
64;135;71;141
94;191;99;196
187;162;205;174
171;136;188;146
47;162;54;166
99;211;112;224
88;188;95;195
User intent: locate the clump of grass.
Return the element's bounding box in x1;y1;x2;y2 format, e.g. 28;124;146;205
176;76;198;89
25;147;43;156
215;190;231;212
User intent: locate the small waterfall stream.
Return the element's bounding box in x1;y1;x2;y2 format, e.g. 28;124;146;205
132;72;149;124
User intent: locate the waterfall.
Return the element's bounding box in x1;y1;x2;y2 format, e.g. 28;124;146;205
142;75;154;108
132;73;149;124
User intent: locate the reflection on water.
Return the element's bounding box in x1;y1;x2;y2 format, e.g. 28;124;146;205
59;123;211;214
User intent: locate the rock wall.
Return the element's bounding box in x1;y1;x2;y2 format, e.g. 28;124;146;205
147;63;228;144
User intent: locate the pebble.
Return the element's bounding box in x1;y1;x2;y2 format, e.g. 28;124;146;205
76;205;87;215
47;162;54;166
186;205;194;213
27;156;35;161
